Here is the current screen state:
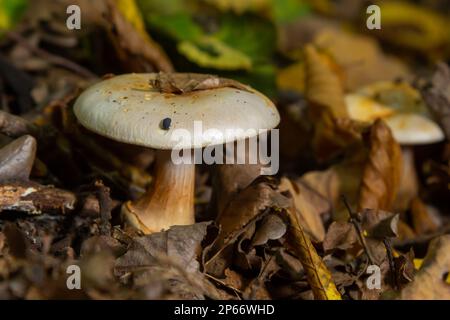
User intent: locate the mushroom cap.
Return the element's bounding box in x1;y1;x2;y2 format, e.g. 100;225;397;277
384;113;445;145
345;94;394;122
74;73;280;149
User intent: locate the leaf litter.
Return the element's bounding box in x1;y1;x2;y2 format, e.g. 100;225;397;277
0;0;449;301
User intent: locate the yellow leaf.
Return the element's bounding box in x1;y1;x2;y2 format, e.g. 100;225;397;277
285;207;341;300
178;36;252;70
115;0;147;37
378;1;449;55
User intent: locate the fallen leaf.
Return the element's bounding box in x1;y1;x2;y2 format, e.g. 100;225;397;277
358;119;402;212
410;198;441;235
284;207;341;300
400;235;450;299
279;177;327;242
421;62;450;139
251;214;287;246
0;135;36;182
304;45;363;161
149;72;251;94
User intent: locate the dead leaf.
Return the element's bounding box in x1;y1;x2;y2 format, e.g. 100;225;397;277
400;235;450;299
0;135;36;182
251;214;287;246
323;221;357;252
285;208;341;300
421;62;450;139
279;177;327;242
150;72;251;94
214;178;291;250
358;119;402;212
410;198;441;235
304;45;363;161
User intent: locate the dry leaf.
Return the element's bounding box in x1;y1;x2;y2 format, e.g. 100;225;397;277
304;45;362;161
400;235;450;299
285;208;341;300
150;72;251;94
279;177;327;242
214;178;291;250
0;135;36;182
421;62;450;139
358;119;402;212
410;198;440;235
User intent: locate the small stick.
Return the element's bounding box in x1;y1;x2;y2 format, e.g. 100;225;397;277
383;238;398;290
6;31;97;79
341;195;375;265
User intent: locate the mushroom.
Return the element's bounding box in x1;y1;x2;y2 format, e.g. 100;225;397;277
345;81;445;211
73;73;279;233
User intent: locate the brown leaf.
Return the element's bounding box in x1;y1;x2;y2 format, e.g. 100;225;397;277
304;45;363;161
214;178;291;250
421;62;450;140
323;221;357;252
393;148;419;212
251;214;287;247
411;198;441;235
358;119;402;212
0;111;38;138
285;208;341;300
212;162;261;217
400;235;450;299
116;222;211;274
0;135;36;182
150;72;251;94
279;177;327;242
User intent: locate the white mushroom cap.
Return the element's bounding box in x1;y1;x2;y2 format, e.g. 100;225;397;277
74;73;280;149
384;113;445;145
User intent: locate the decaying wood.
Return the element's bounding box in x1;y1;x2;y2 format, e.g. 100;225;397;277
0;180;76;215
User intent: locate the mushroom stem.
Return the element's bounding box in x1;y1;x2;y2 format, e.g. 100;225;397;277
122;150;195;233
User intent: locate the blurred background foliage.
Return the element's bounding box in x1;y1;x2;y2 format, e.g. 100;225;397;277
1;0;450;97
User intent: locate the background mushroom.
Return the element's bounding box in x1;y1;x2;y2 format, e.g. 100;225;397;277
74;73;279;234
345;81;445;211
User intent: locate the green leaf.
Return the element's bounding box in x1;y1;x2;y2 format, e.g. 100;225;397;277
0;0;27;30
271;0;310;24
147;13;203;42
214;14;276;65
178;36;252;70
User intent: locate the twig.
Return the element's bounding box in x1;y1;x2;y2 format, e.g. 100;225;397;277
341;195;375;265
383;238;398;290
6;31;97;79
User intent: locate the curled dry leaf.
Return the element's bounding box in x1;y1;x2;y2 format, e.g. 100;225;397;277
400;235;450;299
150;72;252;94
279;177;327;242
304;45;362;161
0;135;37;182
214;178;291;250
358;119;402;212
251;214;287;247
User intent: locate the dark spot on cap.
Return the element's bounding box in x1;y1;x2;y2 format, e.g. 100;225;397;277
160;118;172;130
